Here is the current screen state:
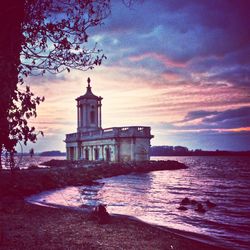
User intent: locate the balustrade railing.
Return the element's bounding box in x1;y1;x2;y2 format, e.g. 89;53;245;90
66;126;152;142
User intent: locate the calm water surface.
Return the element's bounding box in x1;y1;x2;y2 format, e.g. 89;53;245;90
1;155;65;169
27;156;250;250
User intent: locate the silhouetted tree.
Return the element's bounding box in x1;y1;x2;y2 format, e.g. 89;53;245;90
0;0;111;168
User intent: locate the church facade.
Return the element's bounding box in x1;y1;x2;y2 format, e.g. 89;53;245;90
65;78;153;162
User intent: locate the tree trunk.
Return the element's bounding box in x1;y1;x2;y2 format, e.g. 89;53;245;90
0;146;2;170
0;1;25;151
10;150;15;170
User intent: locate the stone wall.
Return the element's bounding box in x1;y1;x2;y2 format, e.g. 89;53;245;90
119;137;151;162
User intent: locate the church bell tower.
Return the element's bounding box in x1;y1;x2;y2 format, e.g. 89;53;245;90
76;78;102;132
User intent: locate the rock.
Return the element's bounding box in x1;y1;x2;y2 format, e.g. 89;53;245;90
190;199;198;205
28;164;40;170
206;200;216;208
177;206;188;211
181;197;190;205
195;203;206;213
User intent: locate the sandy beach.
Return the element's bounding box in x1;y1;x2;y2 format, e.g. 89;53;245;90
1;198;229;250
0;161;228;250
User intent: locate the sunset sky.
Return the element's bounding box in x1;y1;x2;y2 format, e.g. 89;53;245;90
23;0;250;152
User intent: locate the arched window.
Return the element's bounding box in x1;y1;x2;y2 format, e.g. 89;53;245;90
90;111;95;124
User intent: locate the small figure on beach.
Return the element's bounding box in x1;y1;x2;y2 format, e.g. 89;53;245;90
92;204;110;224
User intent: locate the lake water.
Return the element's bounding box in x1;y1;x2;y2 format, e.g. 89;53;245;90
27;156;250;250
1;155;65;169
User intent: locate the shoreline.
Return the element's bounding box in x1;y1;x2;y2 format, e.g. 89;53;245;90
0;160;229;249
26;187;230;250
26;195;230;250
114;214;229;250
0;198;228;250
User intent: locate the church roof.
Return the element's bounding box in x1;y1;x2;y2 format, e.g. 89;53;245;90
76;78;102;101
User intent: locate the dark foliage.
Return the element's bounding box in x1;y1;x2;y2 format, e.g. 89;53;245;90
19;0;110;80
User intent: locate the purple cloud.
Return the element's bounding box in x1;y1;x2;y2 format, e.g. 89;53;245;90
181;106;250;130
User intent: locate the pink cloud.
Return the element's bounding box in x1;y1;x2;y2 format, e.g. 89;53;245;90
129;52;187;68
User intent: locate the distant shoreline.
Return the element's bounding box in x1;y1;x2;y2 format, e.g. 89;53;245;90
150;151;250;157
150;146;250;157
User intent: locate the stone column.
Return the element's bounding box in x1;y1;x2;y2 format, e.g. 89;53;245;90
131;138;135;161
89;146;92;161
99;145;103;160
97;103;100;128
82;103;86;128
98;101;102;128
77;144;81;160
81;146;84;159
100;104;102;128
66;147;69;160
77;102;79;129
80;105;82;128
85;147;88;160
113;144;118;162
116;142;120;162
86;104;89;129
74;146;77;160
102;145;105;161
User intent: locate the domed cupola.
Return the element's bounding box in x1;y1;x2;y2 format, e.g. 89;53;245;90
76;78;103;132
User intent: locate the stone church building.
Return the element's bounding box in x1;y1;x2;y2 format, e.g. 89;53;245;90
65;78;153;162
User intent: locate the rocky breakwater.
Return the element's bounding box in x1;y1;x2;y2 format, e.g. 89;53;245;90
0;160;187;199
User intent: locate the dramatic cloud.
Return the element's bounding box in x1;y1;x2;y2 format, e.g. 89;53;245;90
90;0;250;93
179;107;250;130
21;1;250;152
182;110;219;122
